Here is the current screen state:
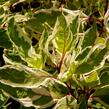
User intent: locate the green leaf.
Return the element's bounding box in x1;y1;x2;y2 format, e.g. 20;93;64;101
0;82;30;98
0;82;54;108
99;95;109;107
75;47;107;74
84;71;99;83
95;37;106;46
93;86;109;97
0;29;12;48
26;53;43;69
0;7;4;15
0;65;54;108
52;15;73;53
75;62;93;74
33;96;53;106
8;17;45;68
48;79;69;99
100;69;109;85
70;16;79;35
82;24;97;49
8;17;31;57
106;39;109;50
91;47;107;66
0;90;8;108
25;10;61;32
58;62;77;82
93;86;109;107
99;95;109;106
0;65;51;87
0;76;68;108
83;71;100;87
76;47;91;61
4;51;27;65
39;29;48;50
54;95;76;109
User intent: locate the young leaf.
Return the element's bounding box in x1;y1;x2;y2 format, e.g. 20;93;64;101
82;71;100;87
52;15;73;53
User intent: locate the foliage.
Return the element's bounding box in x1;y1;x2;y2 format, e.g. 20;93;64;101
0;0;109;108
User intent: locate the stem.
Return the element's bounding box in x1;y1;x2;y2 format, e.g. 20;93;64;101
56;29;67;73
65;82;76;99
57;53;65;73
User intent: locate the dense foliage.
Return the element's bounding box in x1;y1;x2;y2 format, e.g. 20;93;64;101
0;0;109;108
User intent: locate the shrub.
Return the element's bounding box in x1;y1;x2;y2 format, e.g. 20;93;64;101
0;0;109;108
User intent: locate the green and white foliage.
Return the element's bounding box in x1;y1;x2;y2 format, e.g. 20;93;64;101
0;0;109;108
